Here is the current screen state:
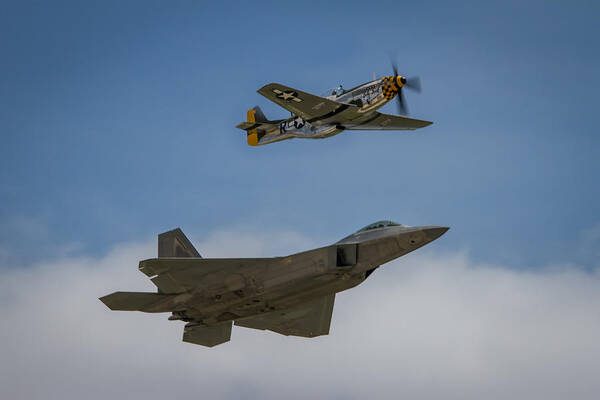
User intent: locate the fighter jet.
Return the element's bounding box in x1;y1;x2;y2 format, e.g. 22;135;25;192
236;65;431;146
100;221;448;347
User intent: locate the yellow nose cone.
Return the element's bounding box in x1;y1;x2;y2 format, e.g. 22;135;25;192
381;76;403;99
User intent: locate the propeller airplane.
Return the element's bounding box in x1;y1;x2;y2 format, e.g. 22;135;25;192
237;64;432;146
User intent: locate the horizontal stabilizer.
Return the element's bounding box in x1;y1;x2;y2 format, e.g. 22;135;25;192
236;121;283;131
236;121;262;130
236;106;285;146
99;291;176;312
236;106;283;132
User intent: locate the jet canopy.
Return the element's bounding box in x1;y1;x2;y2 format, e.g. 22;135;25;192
356;220;404;233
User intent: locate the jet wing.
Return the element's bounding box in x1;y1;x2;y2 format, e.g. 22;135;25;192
258;83;356;121
347;112;432;130
139;257;277;294
235;294;335;338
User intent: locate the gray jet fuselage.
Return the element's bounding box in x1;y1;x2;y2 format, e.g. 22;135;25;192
159;224;448;325
101;222;448;346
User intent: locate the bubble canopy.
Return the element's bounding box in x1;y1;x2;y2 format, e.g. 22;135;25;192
356;220;405;233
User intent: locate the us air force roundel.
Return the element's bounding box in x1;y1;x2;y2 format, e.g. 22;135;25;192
272;89;303;102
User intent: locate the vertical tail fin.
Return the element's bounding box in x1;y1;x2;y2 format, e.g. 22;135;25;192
252;106;268;123
158;228;201;258
245;107;261;146
236;106;283;146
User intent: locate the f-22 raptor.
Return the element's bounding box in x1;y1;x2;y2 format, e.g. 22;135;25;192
100;221;448;347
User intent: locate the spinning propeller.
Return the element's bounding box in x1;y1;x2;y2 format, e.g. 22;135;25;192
386;62;422;115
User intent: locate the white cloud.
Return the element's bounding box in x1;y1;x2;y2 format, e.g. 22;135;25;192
1;230;600;400
0;215;83;267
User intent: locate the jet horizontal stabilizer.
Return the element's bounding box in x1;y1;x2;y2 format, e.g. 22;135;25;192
99;291;176;313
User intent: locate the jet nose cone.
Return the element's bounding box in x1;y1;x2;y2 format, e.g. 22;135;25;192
423;226;450;241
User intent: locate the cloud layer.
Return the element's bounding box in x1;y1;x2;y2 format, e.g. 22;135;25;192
1;230;599;400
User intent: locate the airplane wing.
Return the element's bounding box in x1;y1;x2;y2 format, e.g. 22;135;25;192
183;322;232;347
235;294;335;338
347;112;432;130
258;83;356;121
139;257;277;294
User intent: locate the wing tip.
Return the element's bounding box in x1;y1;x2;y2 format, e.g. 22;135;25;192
98;292;121;310
257;82;279;94
138;258;158;276
409;119;433;130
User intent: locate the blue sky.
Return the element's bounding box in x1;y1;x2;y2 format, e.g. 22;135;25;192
1;0;599;268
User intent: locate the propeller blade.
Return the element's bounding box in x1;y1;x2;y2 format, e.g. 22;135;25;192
390;60;420;115
396;88;408;115
405;76;421;93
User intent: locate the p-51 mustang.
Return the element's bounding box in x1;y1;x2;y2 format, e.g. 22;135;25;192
237;66;432;146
